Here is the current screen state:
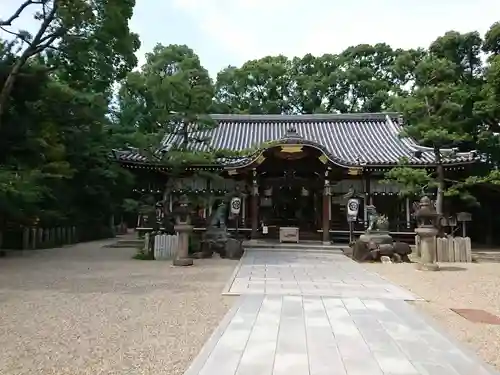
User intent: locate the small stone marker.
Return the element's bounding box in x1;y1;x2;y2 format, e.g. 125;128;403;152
451;308;500;325
465;237;472;262
454;237;461;261
458;238;467;262
437;238;448;262
447;237;455;262
380;255;392;264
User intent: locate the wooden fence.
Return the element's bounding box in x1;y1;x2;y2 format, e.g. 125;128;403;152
18;226;78;250
144;233;178;260
0;223;128;251
415;235;472;262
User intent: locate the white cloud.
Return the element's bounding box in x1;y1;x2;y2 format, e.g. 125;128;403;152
170;0;308;62
170;0;500;64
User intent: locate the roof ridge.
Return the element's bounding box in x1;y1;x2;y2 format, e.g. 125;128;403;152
209;112;399;122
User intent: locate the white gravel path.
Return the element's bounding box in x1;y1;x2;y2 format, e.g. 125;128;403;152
367;261;500;371
0;239;238;375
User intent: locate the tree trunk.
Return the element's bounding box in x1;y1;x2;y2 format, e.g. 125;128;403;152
162;182;175;235
434;149;445;215
0;56;27;128
148;233;155;259
0;3;58;129
434;148;446;237
0;216;4;256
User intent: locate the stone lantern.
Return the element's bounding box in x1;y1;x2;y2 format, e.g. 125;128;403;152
173;194;194;266
414;196;439;271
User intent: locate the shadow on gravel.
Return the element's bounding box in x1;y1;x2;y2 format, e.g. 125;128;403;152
437;266;467;272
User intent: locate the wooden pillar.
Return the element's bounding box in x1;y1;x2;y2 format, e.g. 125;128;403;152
251;169;259;240
322;170;331;244
364;174;372;229
242;194;246;227
405;197;411;229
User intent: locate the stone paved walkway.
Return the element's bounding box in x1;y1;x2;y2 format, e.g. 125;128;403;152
184;251;499;375
224;251;419;300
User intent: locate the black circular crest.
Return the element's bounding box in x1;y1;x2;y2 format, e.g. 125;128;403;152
231;199;241;210
348;200;358;212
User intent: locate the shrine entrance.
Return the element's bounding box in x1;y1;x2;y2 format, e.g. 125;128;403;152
255;145;326;239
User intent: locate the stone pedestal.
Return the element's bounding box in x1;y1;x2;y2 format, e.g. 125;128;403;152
359;231;393;246
173;224;194;267
415;226;439;271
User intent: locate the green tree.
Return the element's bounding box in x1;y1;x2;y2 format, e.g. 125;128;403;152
213;44;405;114
0;0;139;245
385;31;486;215
334;43;398;112
214;55;294;114
117;44;224;159
0;0;139;127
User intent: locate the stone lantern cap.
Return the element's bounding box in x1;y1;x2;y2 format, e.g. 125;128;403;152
415;196;437;225
175;194;191;224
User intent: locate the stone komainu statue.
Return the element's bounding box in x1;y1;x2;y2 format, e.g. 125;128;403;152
200;200;243;260
352;203;412;263
366;204;389;232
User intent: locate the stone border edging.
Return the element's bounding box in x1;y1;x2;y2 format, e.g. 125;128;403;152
221;251;248;295
183;297;243;375
386;300;500;375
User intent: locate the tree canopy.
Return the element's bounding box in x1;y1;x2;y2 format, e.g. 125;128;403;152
0;0;139;241
2;1;500;244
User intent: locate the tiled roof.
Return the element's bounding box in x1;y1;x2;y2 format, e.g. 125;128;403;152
113;113;477;167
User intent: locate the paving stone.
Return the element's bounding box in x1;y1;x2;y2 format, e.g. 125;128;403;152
412;362;461;375
226;251;420;300
373;352;419;374
198;295;262;375
235;296;280;375
185;251;499;375
273;296;308;375
342;357;383;375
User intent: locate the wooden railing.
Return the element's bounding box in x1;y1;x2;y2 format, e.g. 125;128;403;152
19;226;78;250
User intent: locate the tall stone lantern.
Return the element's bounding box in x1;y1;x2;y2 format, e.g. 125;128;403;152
173;194;194;267
415;196;439;271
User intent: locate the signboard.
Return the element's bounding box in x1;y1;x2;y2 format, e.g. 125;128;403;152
346;198;360;221
230;197;242;215
457;212;472;222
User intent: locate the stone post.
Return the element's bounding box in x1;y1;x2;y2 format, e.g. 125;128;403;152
50;228;56;247
415;196;439;271
37;228;43;248
173;223;194;266
44;228;50;248
250;169;259;241
22;227;30;250
173;194;194;267
322;170;331;244
31;227;37;249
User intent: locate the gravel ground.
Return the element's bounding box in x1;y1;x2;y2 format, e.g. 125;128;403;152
366;261;500;370
0;239;238;375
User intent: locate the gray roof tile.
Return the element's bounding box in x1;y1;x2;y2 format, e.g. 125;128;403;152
113;113;477;167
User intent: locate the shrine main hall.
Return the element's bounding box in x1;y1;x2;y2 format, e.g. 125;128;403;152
113;113;478;243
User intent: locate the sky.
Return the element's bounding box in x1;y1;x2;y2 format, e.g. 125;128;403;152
1;0;500;76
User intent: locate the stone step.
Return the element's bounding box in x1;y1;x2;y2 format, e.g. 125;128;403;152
106;239;143;248
472;252;500;263
243;241;346;253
